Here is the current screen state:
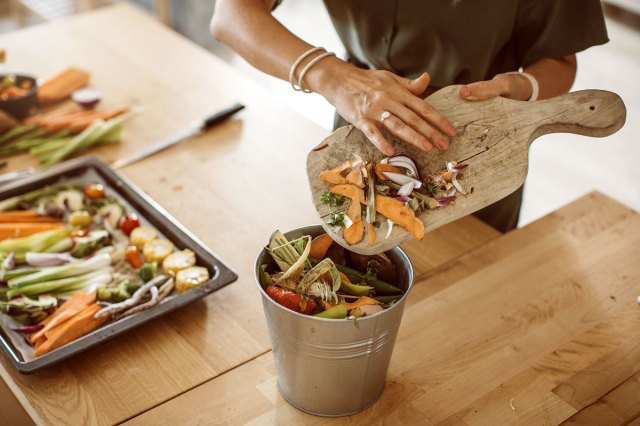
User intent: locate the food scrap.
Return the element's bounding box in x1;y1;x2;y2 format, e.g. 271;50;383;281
0;182;210;357
319;154;471;244
259;230;404;319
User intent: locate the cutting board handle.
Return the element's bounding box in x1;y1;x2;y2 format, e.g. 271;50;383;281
526;89;626;143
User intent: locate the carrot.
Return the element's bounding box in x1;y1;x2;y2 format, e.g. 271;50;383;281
329;184;366;205
375;195;425;240
30;291;96;344
38;67;91;105
0;213;62;223
0;223;65;240
67;107;129;133
309;233;334;259
374;163;402;181
367;223;376;246
34;303;107;357
0;210;40;217
319;161;352;186
343;197;364;245
340;296;381;311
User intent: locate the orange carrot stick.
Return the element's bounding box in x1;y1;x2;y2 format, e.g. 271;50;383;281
309;233;334;260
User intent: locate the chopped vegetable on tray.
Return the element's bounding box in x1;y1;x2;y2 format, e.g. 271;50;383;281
0;181;211;358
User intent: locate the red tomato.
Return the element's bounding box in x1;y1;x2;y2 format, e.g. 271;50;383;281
265;286;317;314
125;245;143;269
83;184;106;200
119;214;141;235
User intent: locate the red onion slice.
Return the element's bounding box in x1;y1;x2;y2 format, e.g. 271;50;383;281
397;181;416;197
25;252;75;267
382;172;422;188
437;196;457;206
388;155;419;178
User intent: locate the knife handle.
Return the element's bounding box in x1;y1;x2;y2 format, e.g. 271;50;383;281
202;103;245;130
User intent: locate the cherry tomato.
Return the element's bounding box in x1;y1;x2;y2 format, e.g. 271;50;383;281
119;214;141;236
265;286;317;314
125;245;143;269
83;184;105;200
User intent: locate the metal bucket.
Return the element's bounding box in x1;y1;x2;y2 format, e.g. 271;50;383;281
254;225;414;416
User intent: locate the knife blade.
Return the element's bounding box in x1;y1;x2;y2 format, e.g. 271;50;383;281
111;102;245;169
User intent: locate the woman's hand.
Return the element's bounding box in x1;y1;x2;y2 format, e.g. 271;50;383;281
459;73;534;101
459;55;577;102
305;59;457;156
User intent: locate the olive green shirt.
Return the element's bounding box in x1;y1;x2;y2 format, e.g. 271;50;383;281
321;0;609;86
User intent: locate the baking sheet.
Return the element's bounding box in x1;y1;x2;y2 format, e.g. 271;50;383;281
0;156;237;373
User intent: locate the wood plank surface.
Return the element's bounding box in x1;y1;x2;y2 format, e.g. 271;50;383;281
126;192;640;425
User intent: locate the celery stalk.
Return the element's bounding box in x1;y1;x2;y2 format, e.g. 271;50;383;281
0;126;36;145
0;229;71;254
7;269;112;298
8;253;112;288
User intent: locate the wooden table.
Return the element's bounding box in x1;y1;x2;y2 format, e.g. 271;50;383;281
1;4;639;425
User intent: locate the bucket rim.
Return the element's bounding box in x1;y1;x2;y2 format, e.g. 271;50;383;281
254;224;414;323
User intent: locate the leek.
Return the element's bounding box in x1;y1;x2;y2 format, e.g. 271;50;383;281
8;253;112;288
7;269;113;299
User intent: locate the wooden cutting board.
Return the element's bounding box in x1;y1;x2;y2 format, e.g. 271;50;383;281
307;85;626;255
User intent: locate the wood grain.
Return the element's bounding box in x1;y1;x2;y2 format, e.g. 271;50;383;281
307;86;627;255
125;191;640;425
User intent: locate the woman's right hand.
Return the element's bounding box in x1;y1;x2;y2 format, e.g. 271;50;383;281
305;58;457;156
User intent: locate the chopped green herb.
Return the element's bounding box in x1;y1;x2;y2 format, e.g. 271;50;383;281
426;182;438;196
327;212;345;227
375;185;390;195
320;191;346;208
408;197;420;211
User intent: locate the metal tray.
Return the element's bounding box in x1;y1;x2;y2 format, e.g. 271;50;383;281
0;156;238;373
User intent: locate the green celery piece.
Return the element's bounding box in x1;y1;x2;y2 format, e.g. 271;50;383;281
40;120;106;166
0;229;71;253
30;138;69;157
7;270;111;298
0;183;71;211
41;118;124;167
0;126;36;145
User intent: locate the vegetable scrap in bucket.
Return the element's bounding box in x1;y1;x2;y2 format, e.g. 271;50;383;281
319;154;471;245
260;230;405;319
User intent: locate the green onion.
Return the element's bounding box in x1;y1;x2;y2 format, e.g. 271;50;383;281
8;253;112;288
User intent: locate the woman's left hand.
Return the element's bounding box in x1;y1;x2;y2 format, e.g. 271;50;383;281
459;73;533;101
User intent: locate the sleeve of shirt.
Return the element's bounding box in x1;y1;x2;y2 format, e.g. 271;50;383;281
515;0;609;67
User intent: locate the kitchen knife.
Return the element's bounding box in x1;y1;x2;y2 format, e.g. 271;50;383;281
111;102;245;169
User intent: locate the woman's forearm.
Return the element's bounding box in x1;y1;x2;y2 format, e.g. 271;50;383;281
211;0;319;81
524;55;577;100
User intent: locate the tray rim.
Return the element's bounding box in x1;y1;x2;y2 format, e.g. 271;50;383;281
0;156;238;374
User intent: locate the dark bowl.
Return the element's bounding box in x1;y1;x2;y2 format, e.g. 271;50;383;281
0;74;39;120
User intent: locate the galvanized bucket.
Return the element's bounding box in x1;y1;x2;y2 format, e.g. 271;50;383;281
254;225;414;416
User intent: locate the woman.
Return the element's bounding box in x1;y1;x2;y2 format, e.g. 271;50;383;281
210;0;608;232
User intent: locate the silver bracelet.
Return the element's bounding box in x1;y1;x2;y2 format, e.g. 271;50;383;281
289;47;326;91
506;71;539;101
297;51;336;93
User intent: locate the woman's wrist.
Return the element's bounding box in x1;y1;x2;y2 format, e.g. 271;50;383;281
501;72;535;101
301;55;355;99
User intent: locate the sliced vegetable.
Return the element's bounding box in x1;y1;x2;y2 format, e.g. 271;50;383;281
175;266;210;292
162;249;196;276
375;195;424;240
69;210;92;227
139;262;158;282
309;234;334;260
142;239;174;263
125;246;143;269
70;230;110;258
130;226;157;250
83;184;105;200
0;295;57;325
98;203;124;229
266;285;317;314
118;213;140;235
314;304;347;319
